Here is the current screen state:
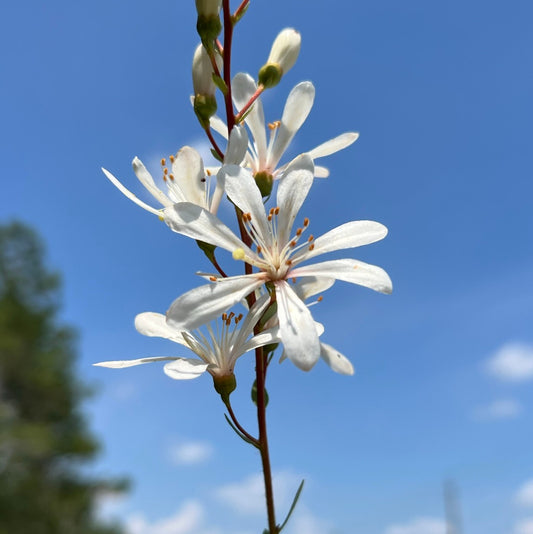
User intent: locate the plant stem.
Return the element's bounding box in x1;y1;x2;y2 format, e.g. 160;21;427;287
255;345;277;533
235;85;264;123
222;0;236;134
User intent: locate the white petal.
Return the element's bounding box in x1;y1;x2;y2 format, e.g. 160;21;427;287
164;202;252;255
134;312;187;345
166;275;265;331
209;113;229;139
293;220;388;264
290;259;393;295
307;132;359;159
242;327;281;353
268;81;315;168
225;125;249;165
233;293;271;349
132;157;173;207
170;147;206;207
93;356;178;368
275;281;320;371
320;343;354;375
292;277;335;301
163;358;208;380
232;73;267;163
276;154;314;245
314;165;329;178
102;167;161;216
222;165;270;240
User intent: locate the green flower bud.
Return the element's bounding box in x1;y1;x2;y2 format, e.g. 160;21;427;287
194;94;217;128
258;28;301;88
254;171;274;197
213;373;237;404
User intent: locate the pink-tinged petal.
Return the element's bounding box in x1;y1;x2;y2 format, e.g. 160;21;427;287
307;132;359;159
232;73;267;163
276;154;314;245
320;343;354;375
163;358;208;379
275;281;320;371
268;81;315;168
93;356;178;368
134;312;187;345
292;220;388;264
164;202;253;255
169;147;206;206
132;157;173;207
222;165;270;240
166;275;265;331
290;259;393;295
102;167;162;216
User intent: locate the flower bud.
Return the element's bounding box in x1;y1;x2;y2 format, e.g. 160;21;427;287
213;373;237;404
195;0;222;47
192;44;220;126
258;28;301;88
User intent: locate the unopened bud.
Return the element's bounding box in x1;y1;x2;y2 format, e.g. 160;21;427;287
195;0;221;17
258;28;301;88
213;373;237;403
192;44;221;126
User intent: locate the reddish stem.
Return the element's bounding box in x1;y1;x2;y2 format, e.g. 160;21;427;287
235;85;265;123
205;126;225;160
222;0;236;134
233;0;250;21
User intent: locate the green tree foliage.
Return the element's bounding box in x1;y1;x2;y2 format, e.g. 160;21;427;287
0;222;126;534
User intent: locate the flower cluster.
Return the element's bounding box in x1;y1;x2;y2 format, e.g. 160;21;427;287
97;15;391;390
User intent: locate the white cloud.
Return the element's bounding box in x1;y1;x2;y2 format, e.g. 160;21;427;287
288;505;333;534
167;440;214;466
94;490;127;520
485;343;533;382
474;398;523;420
517;480;533;507
515;518;533;534
214;471;304;516
126;500;218;534
384;517;447;534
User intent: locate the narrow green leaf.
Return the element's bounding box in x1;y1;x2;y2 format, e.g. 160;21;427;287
210;148;224;163
278;479;305;532
223;414;259;449
251;379;269;407
212;73;229;96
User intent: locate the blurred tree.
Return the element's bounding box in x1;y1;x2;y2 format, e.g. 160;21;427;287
0;221;126;534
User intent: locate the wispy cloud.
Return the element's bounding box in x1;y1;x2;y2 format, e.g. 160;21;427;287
515;517;533;534
126;500;218;534
384;517;447;534
485;343;533;382
473;398;523;420
214;471;304;516
167;440;214;466
517;479;533;507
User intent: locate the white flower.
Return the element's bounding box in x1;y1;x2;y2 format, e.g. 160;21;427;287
102;145;226;216
210;73;358;180
93;295;277;380
258;28;301;87
163;154;392;371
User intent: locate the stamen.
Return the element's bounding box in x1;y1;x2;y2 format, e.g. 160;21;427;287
285;259;292;266
274;207;280;215
307;235;314;242
296;228;303;236
353;264;358;269
291;277;296;283
160;158;166;166
206;169;212;176
169;155;175;163
289;240;297;247
228;312;235;320
267;120;281;130
168;174;175;181
257;245;262;254
232;248;246;260
209;276;217;282
308;244;315;251
303;217;310;227
222;313;227;321
317;296;323;302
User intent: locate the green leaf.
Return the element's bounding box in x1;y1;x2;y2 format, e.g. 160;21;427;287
278;479;305;532
251;379;269;407
212;73;229;96
223;414;259;449
210;148;224;163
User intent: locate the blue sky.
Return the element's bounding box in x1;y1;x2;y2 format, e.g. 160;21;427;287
1;1;533;533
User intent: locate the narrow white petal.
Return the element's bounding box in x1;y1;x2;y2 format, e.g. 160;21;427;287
233;293;271;349
276;154;314;245
290;259;393;295
292;220;388;264
132;157;173;207
269;82;315;168
164;202;253;255
134;312;187;345
166;275;265;331
224;125;249;165
163;358;208;379
232;73;267;162
93;356;178;368
320;343;354;375
209;113;229;139
275;281;320;371
170;147;206;207
242;328;281;353
314;165;329;178
210;167;225;214
222;165;270;240
102;167;161;216
292;277;335;301
307;132;359;159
